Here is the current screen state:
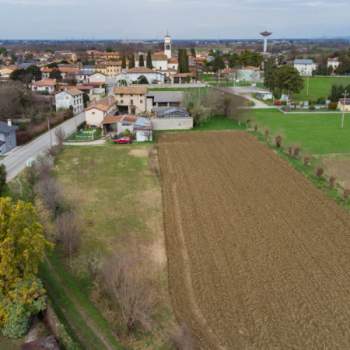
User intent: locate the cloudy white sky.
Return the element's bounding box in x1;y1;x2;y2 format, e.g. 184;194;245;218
0;0;349;39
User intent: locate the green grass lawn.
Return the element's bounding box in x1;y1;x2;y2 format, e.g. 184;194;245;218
195;115;245;131
54;144;172;349
250;109;350;154
295;76;350;102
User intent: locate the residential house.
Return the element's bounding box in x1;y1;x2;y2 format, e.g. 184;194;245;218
146;91;184;111
151;107;193;130
102;115;152;142
170;72;197;84
168;57;178;71
293;59;317;76
31;79;57;94
151;52;169;71
327;58;340;71
0;120;17;154
0;65;17;79
76;65;96;83
113;86;148;114
338;98;350;112
85;96;116;127
96;62;122;77
41;67;52;79
88;72;107;84
55;88;84;114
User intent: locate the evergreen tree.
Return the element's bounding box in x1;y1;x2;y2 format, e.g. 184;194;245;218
128;54;135;69
146;51;153;69
121;55;127;69
178;49;190;73
139;54;145;67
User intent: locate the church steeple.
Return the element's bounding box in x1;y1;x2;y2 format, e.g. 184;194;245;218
164;32;172;59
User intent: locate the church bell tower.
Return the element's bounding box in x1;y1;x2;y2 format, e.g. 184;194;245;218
164;33;172;59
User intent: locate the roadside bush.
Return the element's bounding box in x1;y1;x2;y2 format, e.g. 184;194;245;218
287;146;293;157
275;135;282;148
329;176;337;189
264;129;269;141
316;167;324;178
254;124;258;132
303;156;311;166
328;102;338;111
293;146;301;158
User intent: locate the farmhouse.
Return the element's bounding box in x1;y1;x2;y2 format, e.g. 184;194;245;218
293;59;317;76
55;88;84;114
338;98;350;112
0;120;17;154
113;85;148;114
31;79;57;94
85;96;116;127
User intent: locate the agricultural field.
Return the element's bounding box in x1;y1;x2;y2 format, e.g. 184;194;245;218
159;131;350;349
250;108;350;154
295;76;350;101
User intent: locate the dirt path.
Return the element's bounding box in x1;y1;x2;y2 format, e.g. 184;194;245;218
45;259;120;350
159;131;350;349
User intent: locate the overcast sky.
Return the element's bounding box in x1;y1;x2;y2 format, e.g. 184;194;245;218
0;0;349;40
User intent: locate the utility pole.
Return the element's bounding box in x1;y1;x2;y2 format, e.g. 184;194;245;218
341;90;348;129
47;116;52;147
306;76;310;97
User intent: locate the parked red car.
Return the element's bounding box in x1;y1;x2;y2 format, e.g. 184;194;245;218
112;136;132;144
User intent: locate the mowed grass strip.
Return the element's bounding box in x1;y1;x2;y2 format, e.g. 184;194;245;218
295;76;350;101
40;252;124;350
251;108;350;154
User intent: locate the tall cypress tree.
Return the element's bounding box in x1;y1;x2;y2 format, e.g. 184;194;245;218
139;54;145;67
128;54;135;69
178;49;189;73
121;55;127;69
146;51;153;69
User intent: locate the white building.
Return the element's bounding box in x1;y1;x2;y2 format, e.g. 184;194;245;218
293;59;317;77
55;88;84;115
88;72;107;84
116;68;166;85
85;96;116;127
327;58;340;71
31;79;57;94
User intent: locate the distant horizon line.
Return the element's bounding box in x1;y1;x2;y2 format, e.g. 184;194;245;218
0;36;349;42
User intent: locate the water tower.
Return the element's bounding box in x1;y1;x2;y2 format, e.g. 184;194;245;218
260;31;272;53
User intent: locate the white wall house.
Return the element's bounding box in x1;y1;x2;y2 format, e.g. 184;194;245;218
55;88;84;115
88;73;107;84
31;79;57;94
293;59;317;76
327;58;340;71
85;97;116;127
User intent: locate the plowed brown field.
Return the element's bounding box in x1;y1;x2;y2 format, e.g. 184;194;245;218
159;131;350;350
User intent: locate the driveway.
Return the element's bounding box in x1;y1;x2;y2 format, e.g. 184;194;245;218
218;86;276;109
1;112;85;181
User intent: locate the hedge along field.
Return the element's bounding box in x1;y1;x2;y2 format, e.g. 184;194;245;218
295;76;350;101
251;109;350;155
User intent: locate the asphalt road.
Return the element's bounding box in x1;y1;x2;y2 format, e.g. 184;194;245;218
1;112;85;182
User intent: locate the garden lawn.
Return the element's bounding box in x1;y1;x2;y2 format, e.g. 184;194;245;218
295;76;350;102
195;115;245;131
251;109;350;155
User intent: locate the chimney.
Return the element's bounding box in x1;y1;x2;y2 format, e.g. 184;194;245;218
7;119;12;127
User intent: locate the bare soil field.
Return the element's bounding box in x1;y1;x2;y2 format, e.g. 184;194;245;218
159;131;350;349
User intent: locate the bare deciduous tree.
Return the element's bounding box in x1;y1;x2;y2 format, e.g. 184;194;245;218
55;127;66;147
100;244;157;334
56;211;81;266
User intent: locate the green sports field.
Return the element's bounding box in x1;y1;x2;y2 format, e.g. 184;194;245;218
295;76;350;101
250;109;350;154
